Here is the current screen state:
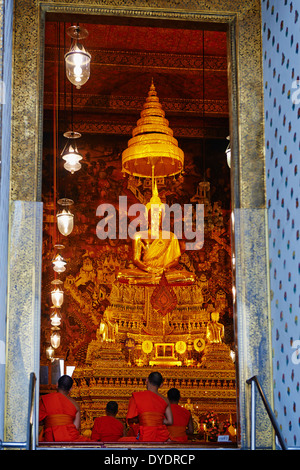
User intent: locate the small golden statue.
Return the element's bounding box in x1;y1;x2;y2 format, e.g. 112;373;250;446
206;312;224;344
203;312;234;370
98;310;118;343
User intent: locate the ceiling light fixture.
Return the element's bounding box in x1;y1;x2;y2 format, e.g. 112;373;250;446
65;25;91;89
46;345;55;361
50;330;61;349
61;131;83;174
51;279;64;308
50;307;62;327
52;244;67;273
225;136;231;168
52;253;67;273
56;198;74;236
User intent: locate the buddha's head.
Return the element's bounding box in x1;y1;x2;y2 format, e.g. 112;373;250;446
211;311;220;322
145;181;165;234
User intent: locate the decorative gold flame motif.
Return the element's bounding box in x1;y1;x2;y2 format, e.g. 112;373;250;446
145;180;164;212
122;79;184;178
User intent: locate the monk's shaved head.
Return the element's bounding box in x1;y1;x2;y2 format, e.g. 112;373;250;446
106;401;118;416
57;375;73;392
148;371;163;387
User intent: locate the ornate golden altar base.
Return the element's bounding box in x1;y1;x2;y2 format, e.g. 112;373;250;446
70;281;236;435
71;362;236;437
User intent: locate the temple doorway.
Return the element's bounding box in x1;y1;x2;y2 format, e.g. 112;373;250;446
40;12;237;444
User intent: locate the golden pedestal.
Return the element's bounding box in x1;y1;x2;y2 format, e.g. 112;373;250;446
201;343;235;370
86;340;127;366
70;280;236;434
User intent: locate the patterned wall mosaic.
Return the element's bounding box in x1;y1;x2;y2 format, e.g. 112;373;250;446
262;0;300;448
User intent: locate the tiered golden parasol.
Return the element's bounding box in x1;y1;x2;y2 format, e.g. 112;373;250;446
122;80;184;181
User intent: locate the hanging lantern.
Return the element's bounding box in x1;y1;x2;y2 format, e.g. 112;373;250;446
65;25;91;89
50;307;62;327
230;349;236;363
225;136;231;168
52;244;67;273
61;131;83;174
51;288;64;308
51;280;64;308
46;345;55;361
52;254;67;273
50;330;61;349
56;198;74;236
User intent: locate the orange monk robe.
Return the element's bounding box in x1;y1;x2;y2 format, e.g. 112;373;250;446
39;392;90;442
168;404;192;442
127;423;140;438
91;416;124;442
126;390;171;442
118;421;140;442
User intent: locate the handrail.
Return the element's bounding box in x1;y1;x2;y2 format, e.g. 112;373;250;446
26;372;37;450
0;372;36;450
246;375;287;450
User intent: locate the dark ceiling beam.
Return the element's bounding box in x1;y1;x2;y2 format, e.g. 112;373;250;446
45;47;227;73
43;92;228;117
45;12;228;32
43;114;228;139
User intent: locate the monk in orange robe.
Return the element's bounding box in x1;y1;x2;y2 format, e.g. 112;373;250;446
125;371;173;442
126;417;140;438
39;375;90;442
118;417;140;442
91;401;124;442
166;388;194;442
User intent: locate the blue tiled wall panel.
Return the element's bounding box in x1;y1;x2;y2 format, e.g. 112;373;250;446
262;0;300;449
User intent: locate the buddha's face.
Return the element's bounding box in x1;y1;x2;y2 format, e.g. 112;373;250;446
211;312;219;322
147;206;163;234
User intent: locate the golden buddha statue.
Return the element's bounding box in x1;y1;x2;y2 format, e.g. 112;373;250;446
117;184;195;285
98;310;118;343
206;311;224;344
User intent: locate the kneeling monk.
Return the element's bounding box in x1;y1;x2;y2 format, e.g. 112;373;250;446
91;401;124;442
39;375;90;442
125;371;173;442
167;388;194;442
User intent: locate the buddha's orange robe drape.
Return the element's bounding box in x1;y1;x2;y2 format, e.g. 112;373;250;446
39;392;90;442
125;390;170;442
91;415;124;442
167;404;191;442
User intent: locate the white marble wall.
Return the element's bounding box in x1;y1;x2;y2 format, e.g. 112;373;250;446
4;201;42;442
0;0;13;442
234;208;273;448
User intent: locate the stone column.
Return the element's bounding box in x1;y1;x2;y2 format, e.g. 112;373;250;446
4;201;42;442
